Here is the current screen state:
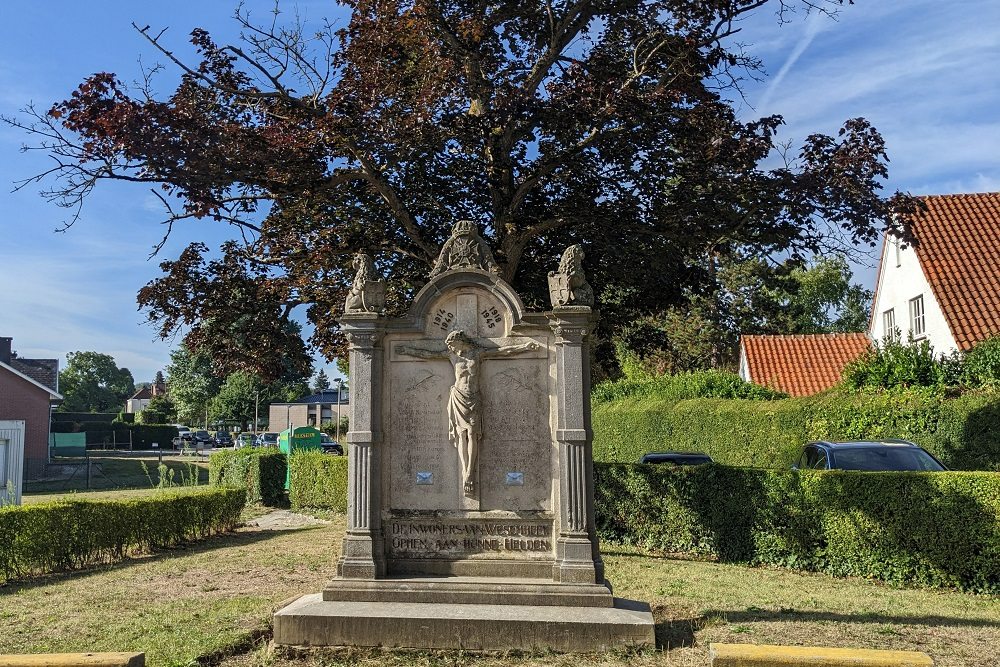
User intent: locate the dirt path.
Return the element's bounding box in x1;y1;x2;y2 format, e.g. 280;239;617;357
247;509;331;530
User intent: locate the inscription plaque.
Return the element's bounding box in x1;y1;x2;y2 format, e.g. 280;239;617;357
387;518;553;558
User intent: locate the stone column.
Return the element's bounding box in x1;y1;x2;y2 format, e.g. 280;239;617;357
549;306;605;585
337;313;386;579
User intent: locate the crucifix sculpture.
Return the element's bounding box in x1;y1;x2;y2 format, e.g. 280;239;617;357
397;329;539;498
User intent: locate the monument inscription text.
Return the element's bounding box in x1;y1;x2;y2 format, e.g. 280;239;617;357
387;519;554;558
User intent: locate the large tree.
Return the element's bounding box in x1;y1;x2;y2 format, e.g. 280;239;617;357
616;253;874;374
7;0;917;374
58;351;135;413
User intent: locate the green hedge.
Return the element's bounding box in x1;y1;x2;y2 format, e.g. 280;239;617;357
53;412;119;423
288;451;349;512
593;387;1000;470
210;448;287;506
595;463;1000;593
47;422;178;448
275;454;1000;591
0;487;245;583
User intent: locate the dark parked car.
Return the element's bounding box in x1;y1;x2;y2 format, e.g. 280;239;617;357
214;431;233;447
793;440;947;472
192;430;215;447
236;433;255;449
639;452;713;466
320;433;344;456
256;432;279;448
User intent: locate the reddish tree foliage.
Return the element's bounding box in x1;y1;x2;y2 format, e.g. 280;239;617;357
6;0;916;377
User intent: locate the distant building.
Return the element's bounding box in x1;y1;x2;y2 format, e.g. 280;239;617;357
869;192;1000;352
0;337;62;491
124;379;167;414
268;388;350;432
739;333;871;397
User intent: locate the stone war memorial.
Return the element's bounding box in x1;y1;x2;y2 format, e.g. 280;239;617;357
274;221;655;651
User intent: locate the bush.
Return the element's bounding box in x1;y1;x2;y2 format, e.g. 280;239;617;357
115;411;136;424
962;335;1000;387
595;463;1000;593
288;451;349;512
593;386;1000;470
0;487;245;583
210;448;287;506
593;369;786;404
842;337;958;390
136;409;165;425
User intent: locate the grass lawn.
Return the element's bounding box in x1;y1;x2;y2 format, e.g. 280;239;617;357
1;516;996;667
23;455;211;495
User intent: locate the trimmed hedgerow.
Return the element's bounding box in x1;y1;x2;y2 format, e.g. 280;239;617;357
288;451;349;512
595;463;1000;593
593;387;1000;470
0;487;245;583
592;369;786;404
210;447;287;506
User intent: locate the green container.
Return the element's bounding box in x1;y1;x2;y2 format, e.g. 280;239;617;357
278;426;322;489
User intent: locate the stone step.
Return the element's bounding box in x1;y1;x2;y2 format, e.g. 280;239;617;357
323;576;614;607
274;594;655;651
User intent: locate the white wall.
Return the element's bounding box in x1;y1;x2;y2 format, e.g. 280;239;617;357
0;420;25;505
125;398;151;414
868;236;958;354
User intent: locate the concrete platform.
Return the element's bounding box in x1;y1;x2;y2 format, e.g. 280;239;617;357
273;593;655;651
323;576;614;607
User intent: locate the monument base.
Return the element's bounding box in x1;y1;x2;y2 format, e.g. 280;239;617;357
273;593;655;651
323;575;615;607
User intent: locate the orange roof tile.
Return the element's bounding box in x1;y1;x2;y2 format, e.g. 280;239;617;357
904;193;1000;350
741;333;871;397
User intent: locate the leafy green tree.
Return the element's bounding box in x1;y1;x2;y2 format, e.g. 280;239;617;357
146;393;177;423
210;371;267;431
313;369;331;394
9;1;916;377
165;345;221;426
615;254;873;375
58;351;135;412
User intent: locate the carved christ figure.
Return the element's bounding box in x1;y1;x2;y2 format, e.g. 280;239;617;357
397;330;540;497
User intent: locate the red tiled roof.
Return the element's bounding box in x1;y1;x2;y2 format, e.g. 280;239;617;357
905;193;1000;350
741;333;871;397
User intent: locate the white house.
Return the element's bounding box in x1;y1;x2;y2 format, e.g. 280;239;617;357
869;192;1000;353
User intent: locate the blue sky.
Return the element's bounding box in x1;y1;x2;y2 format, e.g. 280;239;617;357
1;1;998;383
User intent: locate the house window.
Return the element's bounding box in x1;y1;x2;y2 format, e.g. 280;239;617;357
909;295;926;338
882;309;897;341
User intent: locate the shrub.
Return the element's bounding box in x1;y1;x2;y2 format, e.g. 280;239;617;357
210;447;287;506
593;369;786;404
136;409;165;425
288;451;349;512
842;337;948;390
0;487;245;583
593;386;1000;470
962;335;1000;387
594;463;1000;593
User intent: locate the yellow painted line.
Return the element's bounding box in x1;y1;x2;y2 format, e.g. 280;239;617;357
710;643;933;666
0;654;144;667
